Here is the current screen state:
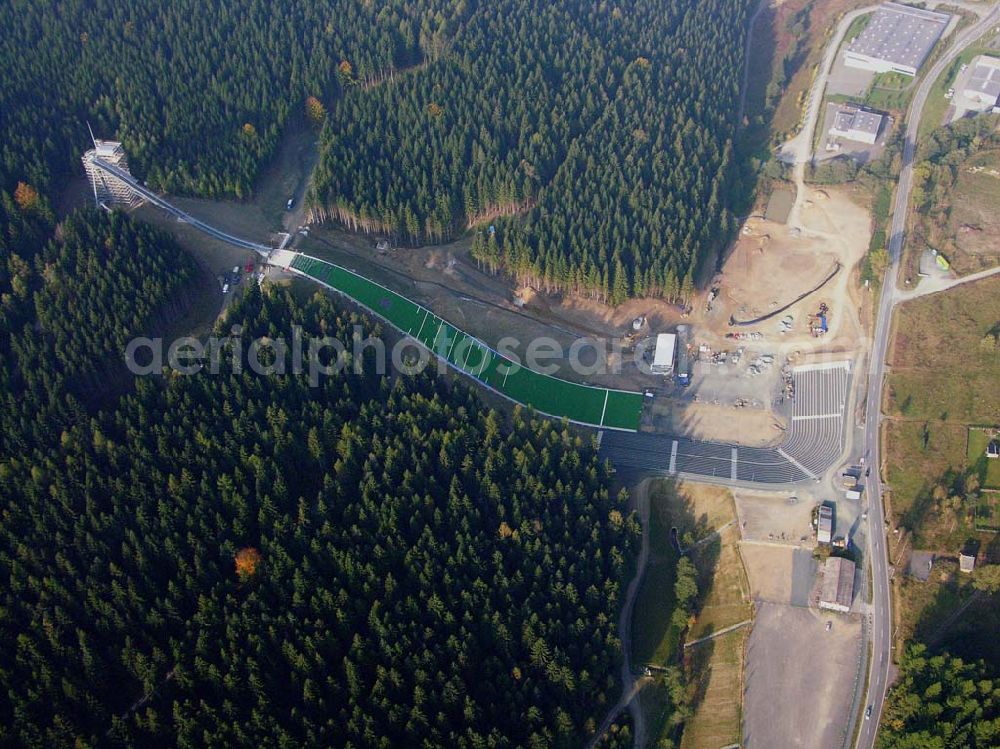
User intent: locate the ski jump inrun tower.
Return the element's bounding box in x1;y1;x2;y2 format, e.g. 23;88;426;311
82;126;143;209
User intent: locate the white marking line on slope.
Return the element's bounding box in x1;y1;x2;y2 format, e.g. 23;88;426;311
599;390;610;426
777;447;817;480
414;310;429;339
791;413;843;421
446;330;459;361
432;320;444;355
669;441;678;474
731;447;738;481
477;348;492;378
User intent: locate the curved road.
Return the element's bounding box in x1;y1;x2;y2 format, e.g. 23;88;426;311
856;6;1000;749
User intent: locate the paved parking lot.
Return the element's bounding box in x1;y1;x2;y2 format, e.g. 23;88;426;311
826;53;875;98
740;544;818;606
602;361;852;487
743;603;863;748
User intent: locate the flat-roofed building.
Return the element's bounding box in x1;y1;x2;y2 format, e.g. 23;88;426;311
962;55;1000;110
650;333;676;375
817;503;834;544
845;3;951;76
829;106;884;144
819;556;856;613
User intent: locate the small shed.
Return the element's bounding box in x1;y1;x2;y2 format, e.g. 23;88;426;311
960;553;976;573
987;439;999;459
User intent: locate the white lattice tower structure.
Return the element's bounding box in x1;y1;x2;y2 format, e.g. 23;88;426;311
83;140;143;208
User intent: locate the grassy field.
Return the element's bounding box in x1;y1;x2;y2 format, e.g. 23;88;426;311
887;275;1000;425
842;11;871;41
967;428;1000;490
687;525;751;640
947;148;1000;274
680;485;748;749
894;557;971;648
977;492;1000;531
631;481;751;749
886;277;1000;668
884;275;1000;546
681;629;746;749
864;71;915;111
884;419;970;546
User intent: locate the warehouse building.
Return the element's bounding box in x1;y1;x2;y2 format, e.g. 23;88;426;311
829;106;884;144
962;56;1000;110
844;3;951;76
819;557;856;613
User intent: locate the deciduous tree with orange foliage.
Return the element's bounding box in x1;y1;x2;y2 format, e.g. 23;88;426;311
14;182;40;212
235;547;262;581
305;96;327;127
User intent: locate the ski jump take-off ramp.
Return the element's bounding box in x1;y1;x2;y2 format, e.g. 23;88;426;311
93;157;851;485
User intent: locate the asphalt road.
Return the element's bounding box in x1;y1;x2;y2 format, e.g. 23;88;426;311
855;7;1000;748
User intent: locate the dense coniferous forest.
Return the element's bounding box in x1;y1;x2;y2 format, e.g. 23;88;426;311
0;1;736;743
0;277;636;747
311;0;749;303
878;645;1000;748
0;209;198;455
2;0;749;304
0;0;467;199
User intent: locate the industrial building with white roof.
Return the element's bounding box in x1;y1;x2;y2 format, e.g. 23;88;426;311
963;55;1000;109
829;106;884;144
845;3;951;76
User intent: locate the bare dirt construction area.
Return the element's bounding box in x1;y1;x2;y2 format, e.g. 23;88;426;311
709;186;869;358
735;489;820;547
743;602;863;749
651;400;786;448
